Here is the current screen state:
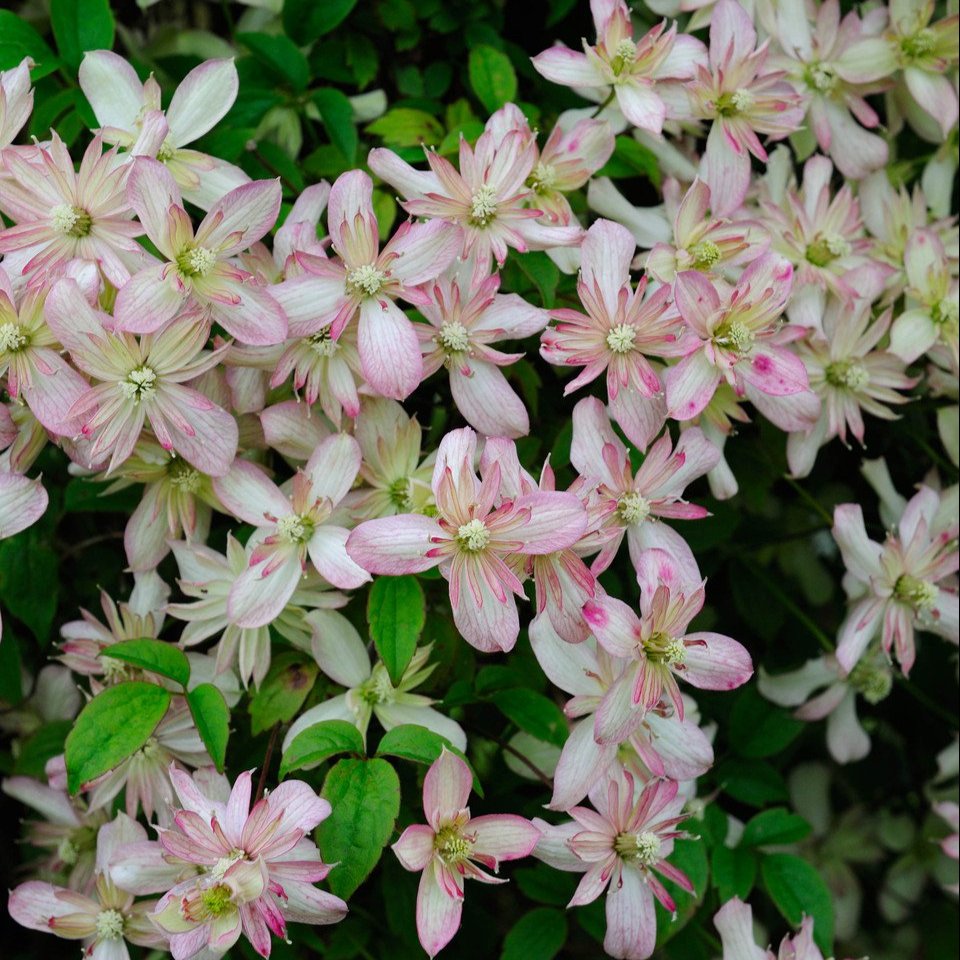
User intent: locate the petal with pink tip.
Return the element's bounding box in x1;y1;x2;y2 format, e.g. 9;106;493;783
8;881;96;934
346;514;444;575
604;864;656;960
740;346;809;397
832;503;883;582
582;594;642;659
213;459;290;526
531;46;606;87
167;58;239;145
416;861;464;958
424;749;473;829
393;824;437;872
196;179;282;255
681;633;753;691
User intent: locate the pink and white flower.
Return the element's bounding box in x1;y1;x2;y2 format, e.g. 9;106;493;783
392;748;539;958
0;56;33;148
714;896;838;960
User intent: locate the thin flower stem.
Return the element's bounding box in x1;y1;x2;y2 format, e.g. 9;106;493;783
251;147;300;196
255;723;282;803
783;475;835;526
590;89;616;118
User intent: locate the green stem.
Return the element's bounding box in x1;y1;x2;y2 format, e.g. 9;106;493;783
783;476;835;527
590;89;616;118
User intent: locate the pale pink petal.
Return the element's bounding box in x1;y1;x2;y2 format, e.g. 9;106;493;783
0;472;48;539
509;492;587;554
681;633;753;690
114;262;186;334
305;433;362;505
205;280;288;346
713;897;768;960
78;51;144;130
196;179;282;255
664;349;720;421
550;719;616;812
424;749;473;829
213;459;290;526
8;881;96;934
167;59;240;145
452;560;521;653
306;526;371;589
470;815;540;863
450;361;530;438
345;514;444;574
416;861;463;958
393;824;437;872
702;122;750;217
740;346;809;396
832;503;883;581
709;0;757;72
227;553;304;628
582;594;642;659
125;157;185;256
368;148;442;200
358;297;423;400
825;690;871;764
580;219;636;319
594;670;643;744
604;864;656;960
615;84;666;135
532;46;606;88
386;219;461;287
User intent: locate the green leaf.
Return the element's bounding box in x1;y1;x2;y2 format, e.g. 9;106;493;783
239;33;310;91
280;719;365;778
0;11;58;76
49;0;114;71
0;627;23;704
492;688;568;747
346;33;378;89
0;527;59;644
375;723;482;795
501;907;568;960
187;683;230;773
101;639;191;687
367;575;426;685
63;477;140;513
740;808;812;848
65;682;171;794
312;88;358;163
509;251;560;308
729;687;805;758
597;135;661;186
317;758;401;898
654;838;709;946
514;865;578;907
283;0;358;41
468;44;517;113
715;758;789;807
15;720;72;778
249;652;318;735
710;845;757;901
761;853;834;954
366;107;443;148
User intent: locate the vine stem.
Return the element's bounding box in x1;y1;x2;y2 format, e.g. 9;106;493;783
255;723;282;803
590;89;616;118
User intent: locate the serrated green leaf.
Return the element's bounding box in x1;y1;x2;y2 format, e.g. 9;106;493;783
65;682;170;794
501;907;568;960
740;807;811;847
280;720;365;778
317;758;401;898
187;683;230;773
710;845;757;901
761;853;834;954
492;688;568;747
49;0;114;71
468;44;517;113
249;652;318;736
367;575;425;685
312;87;358;163
101;639;191;687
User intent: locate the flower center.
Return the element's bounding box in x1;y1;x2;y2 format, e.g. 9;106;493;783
118;365;158;403
806;233;851;267
57;836;79;866
611;38;638;76
893;574;937;611
198;883;234;918
210;850;246;881
714;319;754;354
606;324;637;354
527;162;557;193
157;138;176;162
434;826;474;865
308;330;340;357
644;631;686;664
932;298;959;335
690;240;722;270
618;492;651;525
804;62;838;93
359;665;396;705
0;322;28;352
346;264;387;298
848;659;893;705
51;203;93;238
715;90;754;116
388;477;413;509
176;244;216;278
900;28;936;62
456;518;490;552
469;185;498;226
437;321;471;353
825;359;870;391
277;513;313;544
614;830;661;864
95;908;125;941
169;460;203;492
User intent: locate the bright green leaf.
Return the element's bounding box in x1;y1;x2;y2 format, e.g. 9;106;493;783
65;682;170;794
468;44;517;113
740;807;812;847
367;575;426;685
188;683;230;773
0;11;59;76
249;652;318;735
101;639;191;687
761;853;834;954
49;0;114;71
366;107;443;148
280;720;365;778
730;687;805;759
501;907;568;960
492;688;568;747
239;32;310;91
317;758;401;898
711;845;757;901
312;87;358;163
375;723;481;795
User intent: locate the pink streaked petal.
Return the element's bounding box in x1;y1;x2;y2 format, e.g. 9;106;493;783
0;472;48;539
393;824;437;872
113;262;186;335
213;458;290;526
386;219;461;287
740;346;809;397
450;361;530;439
531;46;606;88
416;860;464;958
358;297;423;400
583;594;642;659
345;514;444;575
604;864;656;960
200;276;288;346
306;526;372;589
423;749;473;830
509;491;587;554
227;553;303;628
469;815;540;863
681;632;753;691
664;349;720;421
196;178;282;255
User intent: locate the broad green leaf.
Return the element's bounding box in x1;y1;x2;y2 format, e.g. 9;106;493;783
49;0;114;70
367;575;425;685
710;845;757;901
508;251;560;308
740;807;812;847
312;88;358;163
0;528;59;644
188;684;230;773
101;639;191;687
280;720;365;778
239;33;310;91
597;135;661;186
375;723;481;795
0;11;59;76
366;107;443;148
283;0;358;41
249;652;318;735
317;758;401;898
729;687;805;758
15;720;73;779
761;853;834;954
715;758;789;807
654;838;709;946
0;627;23;704
514;865;578;906
501;907;568;960
492;688;568;747
65;682;170;794
346;34;379;89
468;44;517;113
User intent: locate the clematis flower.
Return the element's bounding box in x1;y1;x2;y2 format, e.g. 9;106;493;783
758;650;893;764
392;748;540;958
150;765;347;959
114;158;286;345
582;550;752;737
283;629;466;753
212;432;370;628
8;813;167;959
0;56;33;148
541;218;689;448
418;268;549;438
531;0;705;134
786;297;915;478
368;106;583;280
291;169;460;399
0;468;47;539
45;279;239;476
832;487;959;675
78;52;249;208
664;254;809;421
346;427;587;653
685;0;804;215
0;133;147;288
714;897;829;960
571;396;719;583
532;774;692;960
